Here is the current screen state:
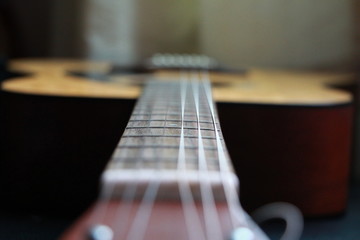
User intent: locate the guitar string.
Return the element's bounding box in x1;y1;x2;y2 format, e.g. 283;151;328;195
96;83;160;238
86;91;160;229
86;178;116;230
95;81;175;239
191;71;223;240
128;78;209;240
86;88;155;236
123;81;166;240
126;76;211;240
201;71;248;227
125;76;219;240
111;111;158;239
177;72;207;240
91;73;233;239
108;85;157;238
124;180;161;240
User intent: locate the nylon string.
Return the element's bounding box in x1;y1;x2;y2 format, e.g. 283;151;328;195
124;80;170;240
177;72;206;240
191;72;223;240
89;72;231;240
201;71;247;226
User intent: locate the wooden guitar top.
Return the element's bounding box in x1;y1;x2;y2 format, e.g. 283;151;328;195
2;58;353;106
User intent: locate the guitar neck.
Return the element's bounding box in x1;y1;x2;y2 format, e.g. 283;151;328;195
61;73;268;240
102;74;237;201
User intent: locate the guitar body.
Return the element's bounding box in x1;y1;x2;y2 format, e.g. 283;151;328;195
0;91;135;216
0;59;354;221
61;201;235;240
219;103;353;216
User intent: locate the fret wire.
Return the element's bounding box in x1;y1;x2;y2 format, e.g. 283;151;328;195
96;74;250;240
118;80;165;236
108;80;225;173
178;76;189;172
110;81;160;238
117;144;218;151
134;107;211;111
111;157;220;164
177;72;207;240
121;134;222;140
114;78;223;173
135;107;214;111
129;119;218;125
124;80;166;240
131;112;212;117
125;126;215;131
192;72;223;240
134;108;209;113
201;73;229;172
128;122;217;129
201;71;247;227
111;79;224;174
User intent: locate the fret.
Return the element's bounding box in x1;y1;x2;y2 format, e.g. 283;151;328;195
130;114;213;122
121;134;221;140
128;119;218;129
123;128;217;137
134;106;212;112
117;144;218;151
112;147;219;163
125;126;216;131
129;118;219;125
120;136;218;148
131;112;213;118
132;109;211;118
109;157;220;170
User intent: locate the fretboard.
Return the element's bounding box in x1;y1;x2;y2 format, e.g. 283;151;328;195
101;75;238;201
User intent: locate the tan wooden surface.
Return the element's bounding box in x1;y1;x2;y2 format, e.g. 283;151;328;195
2;58;354;105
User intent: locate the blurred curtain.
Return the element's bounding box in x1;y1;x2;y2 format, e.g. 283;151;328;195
50;0;198;65
0;0;356;69
199;0;355;69
0;0;198;65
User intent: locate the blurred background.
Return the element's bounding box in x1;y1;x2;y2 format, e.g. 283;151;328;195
1;0;359;184
0;0;358;69
1;0;360;239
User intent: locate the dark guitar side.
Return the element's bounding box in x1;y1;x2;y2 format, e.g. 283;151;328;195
0;90;135;217
219;102;353;216
0;86;353;218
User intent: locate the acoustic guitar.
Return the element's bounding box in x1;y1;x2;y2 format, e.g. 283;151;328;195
0;57;354;239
